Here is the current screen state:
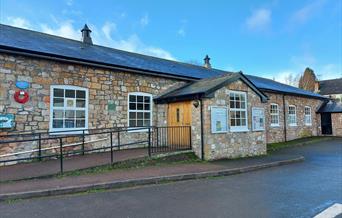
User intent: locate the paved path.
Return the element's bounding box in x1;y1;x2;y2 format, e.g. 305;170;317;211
0;148;148;181
0;138;341;218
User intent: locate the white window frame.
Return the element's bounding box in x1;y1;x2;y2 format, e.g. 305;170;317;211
288;105;297;127
127;92;153;132
270;103;280;127
304;106;312;126
229;90;249;132
49;85;89;134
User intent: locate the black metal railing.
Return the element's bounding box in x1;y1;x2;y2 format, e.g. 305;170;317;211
0;126;192;174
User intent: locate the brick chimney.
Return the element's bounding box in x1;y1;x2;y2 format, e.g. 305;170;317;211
81;24;93;45
203;55;211;69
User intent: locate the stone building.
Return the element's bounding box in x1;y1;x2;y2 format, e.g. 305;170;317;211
0;24;331;163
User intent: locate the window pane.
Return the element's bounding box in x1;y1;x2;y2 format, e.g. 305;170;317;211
76;111;85;118
144;96;150;103
54;89;64;97
241;111;246;119
65;119;75;128
65;110;75;119
241;119;246;126
241;102;246;109
65;89;75;98
236;119;241;126
53;119;63;128
144;103;150;110
129;120;136;127
76;99;86;108
137;112;143;119
66;99;74;107
144;112;150;119
144;120;150;127
129;103;136;110
240;94;245;101
129;112;136;119
129;95;136;102
53;110;64;119
137;103;143;110
76;119;85;128
230;119;236;126
230;101;235;108
137;96;144;103
53;98;64;107
76;90;86;99
231;111;236;119
137;120;143;127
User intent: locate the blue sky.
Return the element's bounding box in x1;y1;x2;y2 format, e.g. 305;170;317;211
0;0;341;83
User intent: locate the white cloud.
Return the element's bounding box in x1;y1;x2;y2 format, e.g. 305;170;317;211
66;0;73;6
40;21;80;40
140;14;149;27
4;17;31;29
291;0;325;24
40;21;175;60
101;22;116;40
245;8;271;31
177;28;186;37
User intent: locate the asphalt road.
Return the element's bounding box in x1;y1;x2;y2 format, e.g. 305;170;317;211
1;138;341;218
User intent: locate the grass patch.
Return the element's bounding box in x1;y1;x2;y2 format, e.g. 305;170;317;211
267;136;332;152
57;152;202;178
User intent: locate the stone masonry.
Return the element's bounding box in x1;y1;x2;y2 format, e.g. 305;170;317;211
0;53;185;162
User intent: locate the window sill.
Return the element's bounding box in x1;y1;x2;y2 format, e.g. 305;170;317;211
49;129;88;135
127;127;151;133
288;124;297;127
270;124;280;128
230;128;249;133
305;124;312;126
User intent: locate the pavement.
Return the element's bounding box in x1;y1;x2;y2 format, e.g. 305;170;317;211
0;137;341;218
0;148;148;181
0;145;305;200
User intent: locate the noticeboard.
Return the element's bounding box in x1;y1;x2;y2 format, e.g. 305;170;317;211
252;107;265;131
211;106;228;133
0;114;15;128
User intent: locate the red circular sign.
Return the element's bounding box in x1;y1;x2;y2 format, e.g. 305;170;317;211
14;90;29;104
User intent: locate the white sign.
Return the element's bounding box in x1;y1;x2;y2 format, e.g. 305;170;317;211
211;106;228;133
252;107;265;131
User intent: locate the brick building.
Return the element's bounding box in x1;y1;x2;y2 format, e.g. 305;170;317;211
0;24;333;162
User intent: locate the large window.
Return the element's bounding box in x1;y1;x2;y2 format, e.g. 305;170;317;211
128;92;152;128
229;91;248;132
270;104;279;126
288;105;297;126
50;85;88;133
304;106;312;126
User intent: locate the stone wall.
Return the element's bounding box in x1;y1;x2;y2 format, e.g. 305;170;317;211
201;79;267;160
0;52;185;162
264;92;323;143
332;113;342;136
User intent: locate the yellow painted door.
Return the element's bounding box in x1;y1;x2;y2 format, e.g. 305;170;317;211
167;101;191;147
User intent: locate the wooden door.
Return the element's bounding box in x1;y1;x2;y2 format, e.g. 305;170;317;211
167;101;192;147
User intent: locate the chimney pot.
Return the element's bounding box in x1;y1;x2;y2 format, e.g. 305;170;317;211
81;24;93;45
204;55;211;69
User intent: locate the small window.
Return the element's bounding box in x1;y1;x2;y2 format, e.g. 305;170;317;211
288;105;297;126
229;91;248;132
270;104;279;126
304;106;312;126
128;92;152;128
50;85;88;133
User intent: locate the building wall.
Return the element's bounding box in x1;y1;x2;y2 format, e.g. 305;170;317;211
0;53;185;161
264;92;323;143
201;79;267;160
332;113;342;136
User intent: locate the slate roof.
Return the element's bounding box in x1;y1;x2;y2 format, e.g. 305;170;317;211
317;100;342;113
245;75;326;99
319;78;342;95
0;24;223;80
0;24;326;100
155;72;268;103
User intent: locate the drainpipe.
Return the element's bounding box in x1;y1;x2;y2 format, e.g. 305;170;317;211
282;94;287;142
200;98;205;160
